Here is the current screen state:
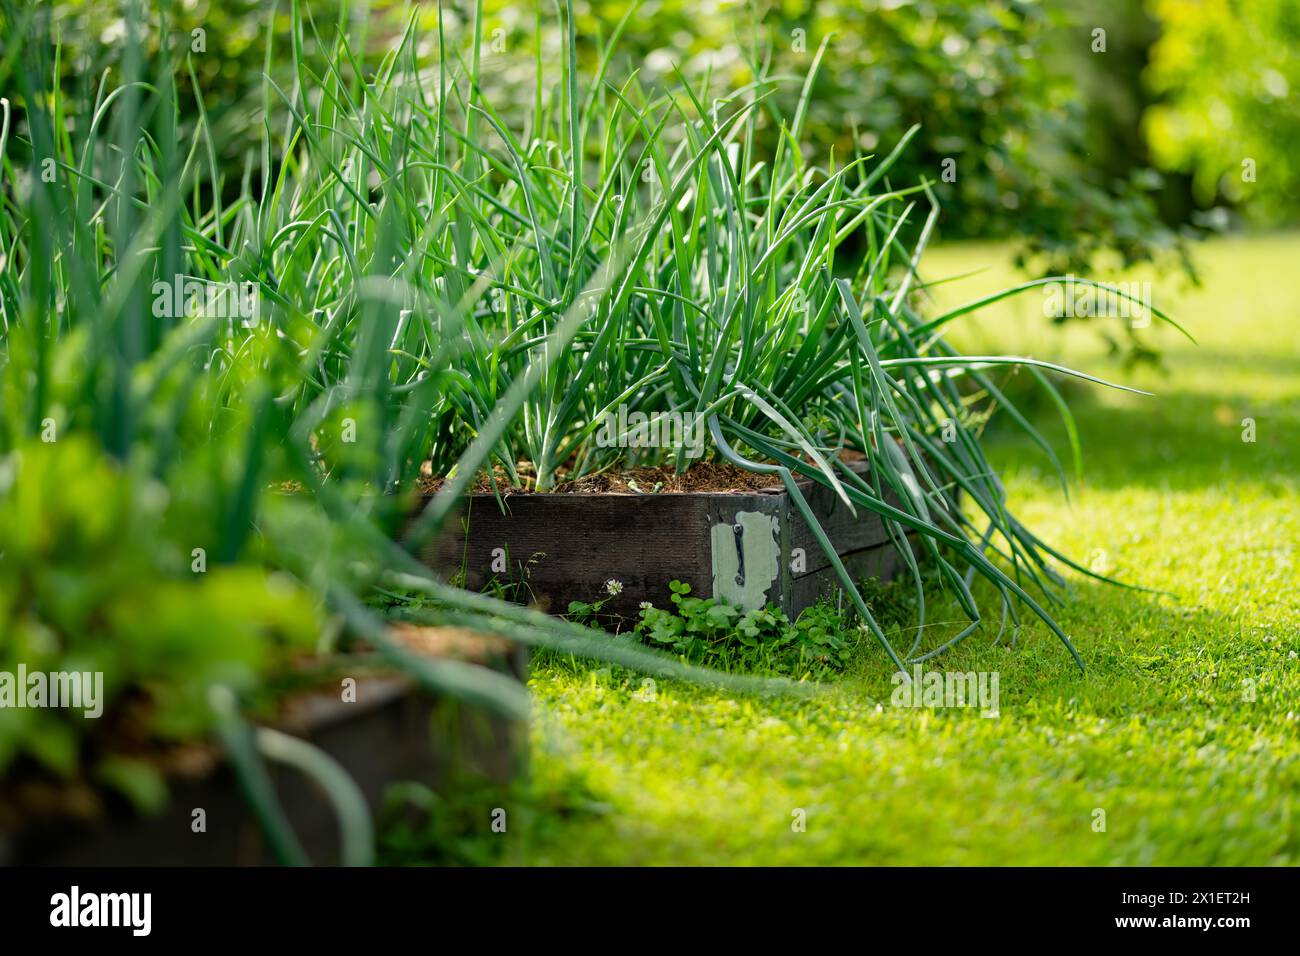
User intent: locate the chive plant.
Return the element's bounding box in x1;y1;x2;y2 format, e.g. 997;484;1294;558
0;0;1182;729
0;0;1183;677
0;0;818;862
381;0;1186;669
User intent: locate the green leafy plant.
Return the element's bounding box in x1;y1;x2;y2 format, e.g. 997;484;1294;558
34;0;1201;316
0;437;320;802
565;579;625;624
635;581;855;678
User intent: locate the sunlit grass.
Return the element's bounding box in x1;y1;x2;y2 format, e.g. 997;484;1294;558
508;233;1300;866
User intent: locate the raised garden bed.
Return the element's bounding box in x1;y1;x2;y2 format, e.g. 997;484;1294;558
420;463;909;621
0;628;526;866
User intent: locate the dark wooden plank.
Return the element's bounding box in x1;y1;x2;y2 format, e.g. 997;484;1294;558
416;465;921;621
788;540;908;613
789;477;906;575
425;493;725;619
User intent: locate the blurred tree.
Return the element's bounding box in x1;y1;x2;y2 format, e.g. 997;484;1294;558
20;0;1200;287
1145;0;1300;225
515;0;1196;281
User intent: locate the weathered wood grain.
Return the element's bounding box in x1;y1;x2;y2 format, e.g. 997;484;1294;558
425;492;721;617
789;540;912;612
420;466;911;621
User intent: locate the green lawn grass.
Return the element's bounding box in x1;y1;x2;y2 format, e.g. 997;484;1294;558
495;233;1300;865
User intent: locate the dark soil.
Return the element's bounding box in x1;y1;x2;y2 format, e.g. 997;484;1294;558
417;460;788;495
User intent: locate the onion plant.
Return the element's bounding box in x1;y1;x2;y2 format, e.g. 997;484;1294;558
0;0;1184;676
0;0;811;863
0;0;1183;863
374;0;1186;670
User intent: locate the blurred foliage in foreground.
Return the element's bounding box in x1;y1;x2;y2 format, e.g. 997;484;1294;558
0;437;319;806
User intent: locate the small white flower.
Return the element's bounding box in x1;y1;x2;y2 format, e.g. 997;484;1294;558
639;601;652;610
604;579;624;597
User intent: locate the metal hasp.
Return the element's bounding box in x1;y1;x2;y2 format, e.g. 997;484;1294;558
710;510;782;610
